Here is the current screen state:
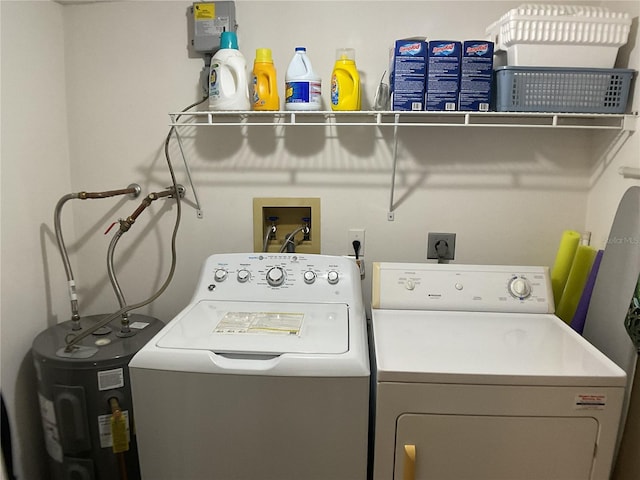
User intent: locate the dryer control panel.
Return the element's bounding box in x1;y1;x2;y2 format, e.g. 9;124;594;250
372;263;554;313
191;253;360;304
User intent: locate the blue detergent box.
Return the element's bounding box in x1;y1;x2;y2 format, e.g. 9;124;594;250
426;41;461;111
391;39;427;111
459;41;494;111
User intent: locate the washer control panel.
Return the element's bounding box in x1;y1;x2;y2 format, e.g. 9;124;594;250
194;253;357;303
372;263;554;313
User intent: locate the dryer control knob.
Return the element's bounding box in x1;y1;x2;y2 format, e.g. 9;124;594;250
327;270;339;285
266;267;285;287
214;269;228;282
303;270;317;284
509;276;532;299
405;279;415;290
237;269;250;283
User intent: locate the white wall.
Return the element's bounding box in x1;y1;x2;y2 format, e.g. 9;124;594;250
1;1;72;479
1;1;638;479
586;1;640;247
63;0;601;325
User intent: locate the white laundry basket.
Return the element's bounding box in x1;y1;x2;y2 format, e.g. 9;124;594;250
486;4;632;68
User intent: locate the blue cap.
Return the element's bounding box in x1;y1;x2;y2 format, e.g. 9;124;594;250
220;31;238;49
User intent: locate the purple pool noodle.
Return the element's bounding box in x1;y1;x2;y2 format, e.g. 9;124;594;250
571;249;604;334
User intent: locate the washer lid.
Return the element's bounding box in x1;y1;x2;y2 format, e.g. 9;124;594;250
157;301;349;355
371;310;626;386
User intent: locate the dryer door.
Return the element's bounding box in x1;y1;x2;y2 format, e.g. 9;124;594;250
394;413;598;480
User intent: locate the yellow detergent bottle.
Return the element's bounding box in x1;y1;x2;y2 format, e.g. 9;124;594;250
252;48;279;111
331;48;361;111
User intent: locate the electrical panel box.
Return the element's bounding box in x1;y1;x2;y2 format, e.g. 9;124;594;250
190;2;237;54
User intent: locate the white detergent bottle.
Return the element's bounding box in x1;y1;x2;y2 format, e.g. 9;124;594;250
285;47;322;111
209;31;251;111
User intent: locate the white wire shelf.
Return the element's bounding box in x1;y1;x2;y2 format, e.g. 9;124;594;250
170;110;637;130
169;110;637;220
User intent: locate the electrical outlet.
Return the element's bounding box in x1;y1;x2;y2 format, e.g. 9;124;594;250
427;232;456;261
348;229;365;257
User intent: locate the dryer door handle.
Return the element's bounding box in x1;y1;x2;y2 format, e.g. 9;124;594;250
403;444;416;480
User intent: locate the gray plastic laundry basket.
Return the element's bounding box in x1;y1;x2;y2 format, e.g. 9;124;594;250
495;66;635;113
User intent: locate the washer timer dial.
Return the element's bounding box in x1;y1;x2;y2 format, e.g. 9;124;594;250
508;276;532;299
266;267;285;287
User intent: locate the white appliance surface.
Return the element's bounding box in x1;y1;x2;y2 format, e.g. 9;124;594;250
371;262;627;480
157;300;349;354
130;253;370;480
373;310;625;386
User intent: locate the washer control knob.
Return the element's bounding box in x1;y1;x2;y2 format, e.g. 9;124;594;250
509;276;532;299
214;269;228;282
237;269;250;283
327;270;339;285
266;267;285;287
303;270;317;284
405;279;415;290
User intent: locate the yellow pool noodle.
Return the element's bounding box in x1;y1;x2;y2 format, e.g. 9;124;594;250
551;230;581;308
556;245;597;324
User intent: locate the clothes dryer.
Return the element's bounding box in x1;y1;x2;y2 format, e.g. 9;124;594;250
130;253;369;480
371;263;626;480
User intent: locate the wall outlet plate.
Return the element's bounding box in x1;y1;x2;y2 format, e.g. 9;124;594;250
347;229;365;257
427;232;456;260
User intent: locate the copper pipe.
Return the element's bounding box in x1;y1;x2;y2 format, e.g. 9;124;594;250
118;187;181;233
79;185;141;199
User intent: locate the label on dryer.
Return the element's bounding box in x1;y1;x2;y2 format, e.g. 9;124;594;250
574;393;607;410
215;312;304;335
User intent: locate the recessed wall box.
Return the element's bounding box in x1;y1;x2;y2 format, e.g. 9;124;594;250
253;198;321;254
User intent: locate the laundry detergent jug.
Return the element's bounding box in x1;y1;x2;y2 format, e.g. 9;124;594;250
331;48;361;111
252;48;279;111
209;31;251;111
285;47;322;111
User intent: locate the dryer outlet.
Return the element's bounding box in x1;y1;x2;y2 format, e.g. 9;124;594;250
427;232;456;261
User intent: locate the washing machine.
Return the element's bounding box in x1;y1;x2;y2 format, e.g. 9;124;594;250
129;253;370;480
370;263;627;480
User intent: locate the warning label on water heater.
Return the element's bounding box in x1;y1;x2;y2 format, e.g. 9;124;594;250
575;394;607;410
98;410;130;448
97;368;124;391
38;393;63;463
